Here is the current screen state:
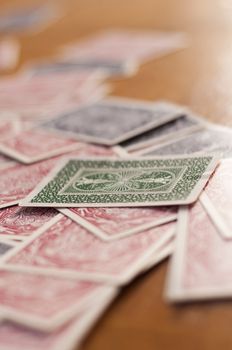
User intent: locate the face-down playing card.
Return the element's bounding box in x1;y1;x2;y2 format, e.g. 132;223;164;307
166;200;232;302
2;214;176;285
41;99;184;146
0;128;84;164
20;155;219;207
0;266;112;331
0;286;117;350
201;158;232;239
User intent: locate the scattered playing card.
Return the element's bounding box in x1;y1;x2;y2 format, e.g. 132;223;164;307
201;158;232;239
20;155;219;208
41;99;183;146
142;124;232;157
0;206;58;239
166;201;232;302
0;128;84;164
0;266;111;331
17;81;110;123
0;286;117;350
61;29;187;63
121;113;205;153
60;206;177;241
3;214;175;284
0;71;102;113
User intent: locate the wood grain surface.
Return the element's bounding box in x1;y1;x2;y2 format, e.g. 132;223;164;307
1;0;232;349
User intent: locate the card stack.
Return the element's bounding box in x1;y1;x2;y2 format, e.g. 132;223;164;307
0;29;230;350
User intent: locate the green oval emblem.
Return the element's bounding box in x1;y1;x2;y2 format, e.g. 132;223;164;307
73;169;175;192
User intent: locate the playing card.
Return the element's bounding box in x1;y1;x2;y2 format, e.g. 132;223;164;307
201;159;232;239
0;81;64;109
166;201;232;301
0;73;104;126
61;29;187;63
0;266;111;331
0;38;20;70
141;124;232;157
26;59;138;78
0;286;117;350
20;155;219;208
11;81;109;124
121;113;205;153
0;128;84;164
0;206;58;240
0;71;102;112
60;206;177;241
2;214;176;284
41;99;184;146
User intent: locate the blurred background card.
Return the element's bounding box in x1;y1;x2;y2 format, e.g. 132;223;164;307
0;3;63;34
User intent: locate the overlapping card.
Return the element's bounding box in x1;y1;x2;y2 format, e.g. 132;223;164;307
19;155;218;207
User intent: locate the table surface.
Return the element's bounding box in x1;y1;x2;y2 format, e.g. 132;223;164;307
1;0;232;349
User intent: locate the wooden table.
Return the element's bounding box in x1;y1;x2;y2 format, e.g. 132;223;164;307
1;0;232;349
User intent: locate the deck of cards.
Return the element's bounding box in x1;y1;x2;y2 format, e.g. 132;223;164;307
0;27;229;350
